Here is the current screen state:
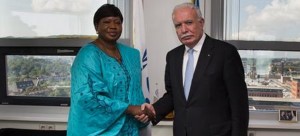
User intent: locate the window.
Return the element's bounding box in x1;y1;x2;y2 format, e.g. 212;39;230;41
0;0;131;106
0;0;130;39
221;0;300;111
224;0;300;42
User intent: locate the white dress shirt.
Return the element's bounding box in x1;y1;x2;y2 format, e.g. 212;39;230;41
182;33;206;84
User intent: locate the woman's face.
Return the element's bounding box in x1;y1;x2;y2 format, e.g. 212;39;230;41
96;16;122;42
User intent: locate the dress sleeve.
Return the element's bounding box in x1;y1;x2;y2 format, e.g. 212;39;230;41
70;46;129;134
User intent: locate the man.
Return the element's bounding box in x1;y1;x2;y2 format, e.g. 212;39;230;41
138;2;249;136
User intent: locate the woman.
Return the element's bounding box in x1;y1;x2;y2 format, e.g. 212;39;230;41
67;4;148;136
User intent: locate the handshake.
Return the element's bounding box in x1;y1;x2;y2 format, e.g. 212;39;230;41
126;103;156;123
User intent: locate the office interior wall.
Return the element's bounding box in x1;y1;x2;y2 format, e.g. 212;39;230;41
144;0;187;102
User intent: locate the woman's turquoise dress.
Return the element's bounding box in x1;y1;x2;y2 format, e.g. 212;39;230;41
67;43;147;136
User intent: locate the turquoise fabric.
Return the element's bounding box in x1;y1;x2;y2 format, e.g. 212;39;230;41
67;43;146;136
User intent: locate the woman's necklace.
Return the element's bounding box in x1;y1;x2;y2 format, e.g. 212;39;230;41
113;55;122;61
107;48;122;62
94;39;122;62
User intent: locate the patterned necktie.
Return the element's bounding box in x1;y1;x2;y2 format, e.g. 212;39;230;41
184;48;194;100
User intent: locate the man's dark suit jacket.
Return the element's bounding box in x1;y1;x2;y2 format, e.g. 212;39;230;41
152;35;249;136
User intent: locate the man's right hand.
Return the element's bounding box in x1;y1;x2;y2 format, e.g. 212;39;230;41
134;103;156;123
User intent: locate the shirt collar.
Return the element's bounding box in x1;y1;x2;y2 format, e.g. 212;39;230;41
185;32;206;53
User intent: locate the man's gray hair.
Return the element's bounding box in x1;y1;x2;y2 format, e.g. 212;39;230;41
172;2;202;19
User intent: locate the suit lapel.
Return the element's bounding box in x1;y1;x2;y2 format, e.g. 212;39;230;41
175;45;186;101
187;35;214;101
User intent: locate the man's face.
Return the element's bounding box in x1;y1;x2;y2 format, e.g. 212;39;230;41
96;16;122;42
172;7;204;48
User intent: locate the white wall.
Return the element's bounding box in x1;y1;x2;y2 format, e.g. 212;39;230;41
144;0;212;101
144;0;187;101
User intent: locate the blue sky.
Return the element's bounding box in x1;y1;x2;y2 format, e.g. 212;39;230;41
233;0;300;41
